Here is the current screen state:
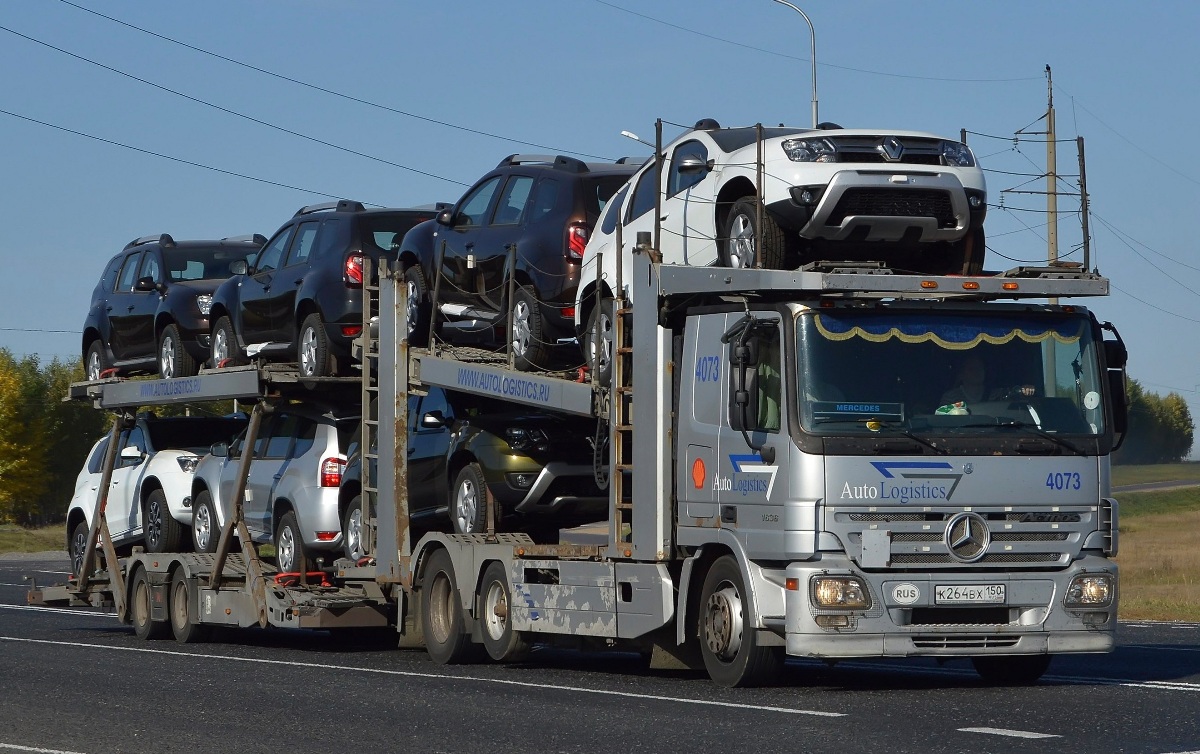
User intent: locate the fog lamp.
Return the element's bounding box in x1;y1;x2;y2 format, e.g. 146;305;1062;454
815;615;850;629
1065;574;1114;608
811;575;871;609
507;472;536;490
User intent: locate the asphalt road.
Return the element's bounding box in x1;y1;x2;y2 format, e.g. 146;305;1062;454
1;555;1197;754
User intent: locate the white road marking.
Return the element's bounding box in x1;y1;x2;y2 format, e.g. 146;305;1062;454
0;584;31;587
959;727;1060;739
0;744;88;754
0;605;115;618
0;636;844;718
1126;644;1200;654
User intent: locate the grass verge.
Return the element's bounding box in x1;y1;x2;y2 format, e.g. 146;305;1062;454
1112;461;1200;487
0;524;63;554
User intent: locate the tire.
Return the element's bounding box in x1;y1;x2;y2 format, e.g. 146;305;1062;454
85;340;108;381
210;316;245;368
962;226;986;275
972;654;1052;685
69;520;91;578
158;323;197;379
170;569;212;644
343;494;366;561
275;511;309;574
584;297;614;387
451;463;490;535
143;489;184;554
131;567;169;640
420;548;475;664
478;561;530;662
298;313;335;378
510;285;549;372
722;197;787;270
191;490;220;554
404;265;432;348
698;555;784;687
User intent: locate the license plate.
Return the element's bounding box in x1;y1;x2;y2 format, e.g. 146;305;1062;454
934;584;1006;604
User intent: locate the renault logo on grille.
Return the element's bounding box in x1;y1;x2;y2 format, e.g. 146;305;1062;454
881;136;904;161
945;512;989;562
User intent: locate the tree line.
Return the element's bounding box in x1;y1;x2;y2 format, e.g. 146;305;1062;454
0;350;1194;525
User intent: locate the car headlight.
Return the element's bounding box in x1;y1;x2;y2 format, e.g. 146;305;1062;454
176;455;200;473
504;427;549;452
781;138;836;163
811;575;871;609
941;140;976;167
1064;574;1114;608
196;294;213;316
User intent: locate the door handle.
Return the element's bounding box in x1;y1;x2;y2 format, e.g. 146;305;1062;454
127;306;135;312
465;243;475;250
293;278;304;286
105;306;113;312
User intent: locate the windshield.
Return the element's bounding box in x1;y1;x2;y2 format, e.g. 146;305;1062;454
796;309;1105;437
146;417;249;454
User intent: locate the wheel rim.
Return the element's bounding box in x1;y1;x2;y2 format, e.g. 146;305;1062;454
406;279;420;336
455;478;479;534
299;326;318;376
160;334;175;378
172;578;189;631
145;499;162;549
727;213;756;268
87;349;101;381
346;507;363;559
703;582;745;661
194;504;212;551
587;308;612;375
212;328;229;366
134;577;151;629
511;299;531;359
483;578;508;642
72;528;87;575
428;571;455;644
277;525;297;572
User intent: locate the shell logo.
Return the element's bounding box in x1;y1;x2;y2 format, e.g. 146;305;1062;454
691;457;706;489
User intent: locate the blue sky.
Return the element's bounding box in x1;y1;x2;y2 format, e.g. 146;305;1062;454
1;1;1197;418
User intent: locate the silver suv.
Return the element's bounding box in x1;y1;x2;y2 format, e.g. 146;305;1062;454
189;406;357;572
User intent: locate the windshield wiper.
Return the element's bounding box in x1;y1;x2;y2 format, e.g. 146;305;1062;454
960;420;1086;456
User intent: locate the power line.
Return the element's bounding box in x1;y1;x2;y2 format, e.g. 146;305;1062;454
1110;282;1200;324
55;0;614;162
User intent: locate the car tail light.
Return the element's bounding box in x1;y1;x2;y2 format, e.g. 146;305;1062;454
566;223;588;260
345;253;364;286
320;457;346;487
341;325;363;337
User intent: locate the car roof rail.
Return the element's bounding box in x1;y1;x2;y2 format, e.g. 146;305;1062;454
294;199;366;217
410;202;453;212
124;233;175;250
221;234;269;245
496;154;589;173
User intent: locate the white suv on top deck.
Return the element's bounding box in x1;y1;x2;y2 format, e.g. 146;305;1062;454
574;119;987;381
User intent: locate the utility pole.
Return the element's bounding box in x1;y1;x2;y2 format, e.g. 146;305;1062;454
1046;65;1058;266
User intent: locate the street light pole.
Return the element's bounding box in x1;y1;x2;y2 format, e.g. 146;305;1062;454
773;0;818;128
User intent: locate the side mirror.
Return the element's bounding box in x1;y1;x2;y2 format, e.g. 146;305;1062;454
1107;372;1129;450
728;339;761;433
1104;340;1128;370
677;156;713;175
435;209;454;227
120;445;143;460
210;442;229;458
421;410;448;429
230;259;248;276
134;276;157;292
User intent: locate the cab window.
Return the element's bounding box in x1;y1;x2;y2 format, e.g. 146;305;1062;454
491;176;535;226
455;176;502;228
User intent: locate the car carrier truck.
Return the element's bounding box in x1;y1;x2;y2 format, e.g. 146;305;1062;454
33;232;1128;687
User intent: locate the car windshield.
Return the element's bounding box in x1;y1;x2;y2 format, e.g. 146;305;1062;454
163;247;255;282
796;309;1106;437
145;417;249;453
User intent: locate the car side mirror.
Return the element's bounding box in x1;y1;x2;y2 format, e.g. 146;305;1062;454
230;259;248;276
134;276;157;292
210;442;229;458
435;209;454;227
677;156;713;175
421;410;448;429
120;445;143;460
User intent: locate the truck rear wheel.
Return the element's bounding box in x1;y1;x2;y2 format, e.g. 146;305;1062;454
170;569;211;644
478;561;530;662
420;549;475;664
972;654;1051;685
131;567;169;641
698;555;783;687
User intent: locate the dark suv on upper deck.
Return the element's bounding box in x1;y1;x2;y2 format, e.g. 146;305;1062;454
208;200;439;377
398;155;636;370
83;234;266;381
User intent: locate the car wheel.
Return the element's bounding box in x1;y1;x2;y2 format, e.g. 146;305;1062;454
698;555;783;687
158;323;198;379
130;567;169;640
191;490;219;554
70;520;91;577
722;197;787;270
511;285;549;372
972;654;1051;685
584;297;614;387
420;548;477;664
343;494;366;561
211;316;245;368
170;568;212;644
404;265;432;348
85;340;108;381
298;313;334;378
451;463;490;535
275;511;308;574
143;489;184;554
961;227;986;275
478;561;530;662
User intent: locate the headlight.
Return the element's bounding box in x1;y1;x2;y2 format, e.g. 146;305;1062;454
1064;574;1114;608
504;427;549;452
781;138;836;163
176;455;200;473
196;294;213;316
941;140;976;167
811;575;871;609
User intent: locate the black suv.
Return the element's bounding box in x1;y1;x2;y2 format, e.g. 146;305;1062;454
208;200;438;377
83;234;266;380
399;155;636;370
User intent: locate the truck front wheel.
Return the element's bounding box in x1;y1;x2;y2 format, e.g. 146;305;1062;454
972;654;1051;685
698;555;783;687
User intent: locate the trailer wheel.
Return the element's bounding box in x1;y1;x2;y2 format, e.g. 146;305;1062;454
420;549;475;664
478;561;530;662
972;654;1051;685
192;490;219;554
275;512;309;574
698;555;782;687
144;489;184;554
170;569;211;644
131;567;169;641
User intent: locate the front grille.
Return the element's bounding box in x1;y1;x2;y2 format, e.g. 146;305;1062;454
838;151;942;166
912;634;1019;649
829;135;947;166
891;552;1063;565
827;188;955;228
